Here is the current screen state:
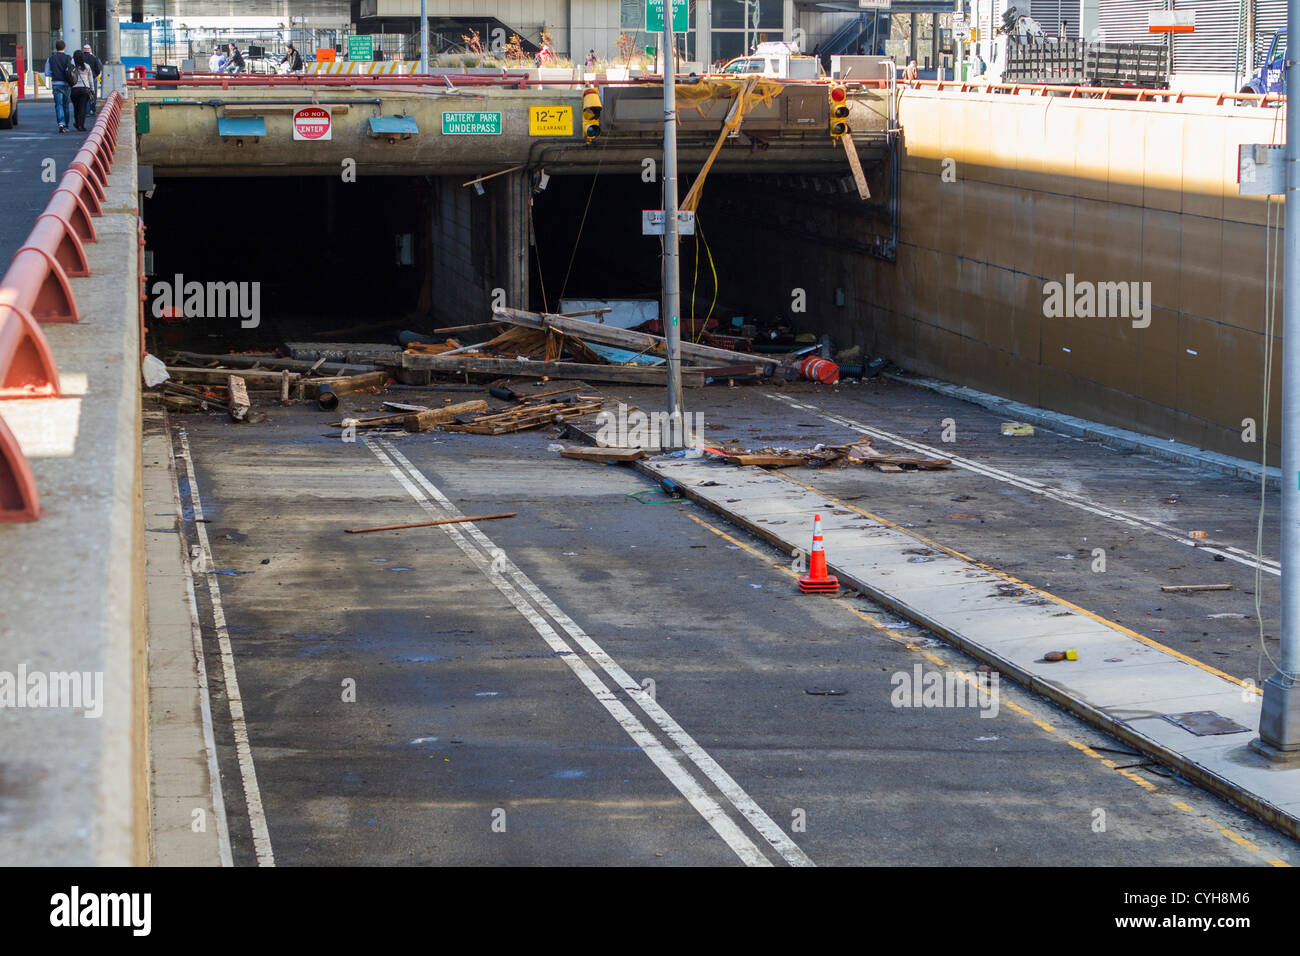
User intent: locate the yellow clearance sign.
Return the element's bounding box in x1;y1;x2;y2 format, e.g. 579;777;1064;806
529;105;574;136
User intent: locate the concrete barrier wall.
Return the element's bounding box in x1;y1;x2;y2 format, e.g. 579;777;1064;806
881;90;1284;462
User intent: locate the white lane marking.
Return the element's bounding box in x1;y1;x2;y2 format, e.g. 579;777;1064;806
175;430;276;867
766;392;1281;577
166;435;234;868
373;439;814;868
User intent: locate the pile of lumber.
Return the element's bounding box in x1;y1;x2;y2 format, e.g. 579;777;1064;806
443;396;604;435
708;436;951;473
398;306;780;387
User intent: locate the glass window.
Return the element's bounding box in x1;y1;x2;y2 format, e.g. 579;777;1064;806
712;0;746;30
756;0;782;29
711;32;745;64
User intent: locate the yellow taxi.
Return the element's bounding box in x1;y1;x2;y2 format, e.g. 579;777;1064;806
0;61;17;128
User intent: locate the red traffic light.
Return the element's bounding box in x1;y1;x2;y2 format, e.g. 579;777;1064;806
830;86;846;102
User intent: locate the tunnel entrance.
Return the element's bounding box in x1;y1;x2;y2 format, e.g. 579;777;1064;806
141;173;525;353
142;163;894;358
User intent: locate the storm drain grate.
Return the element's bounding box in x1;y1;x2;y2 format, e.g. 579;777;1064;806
1160;711;1251;736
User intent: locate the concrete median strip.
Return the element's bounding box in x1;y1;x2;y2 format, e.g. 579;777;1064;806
639;455;1300;841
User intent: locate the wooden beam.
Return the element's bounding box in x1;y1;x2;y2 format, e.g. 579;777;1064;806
345;512;517;534
842;136;871;200
561;446;647;463
227;375;250;422
404;400;490;432
492;307;779;372
399;353;718;387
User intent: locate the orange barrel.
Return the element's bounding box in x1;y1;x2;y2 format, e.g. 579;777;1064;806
798;355;840;385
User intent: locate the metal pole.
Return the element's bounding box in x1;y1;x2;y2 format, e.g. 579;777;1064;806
418;0;428;73
662;4;684;428
24;0;34;99
1257;0;1300;757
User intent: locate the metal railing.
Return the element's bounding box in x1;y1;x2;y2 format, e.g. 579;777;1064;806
0;89;124;522
898;77;1284;107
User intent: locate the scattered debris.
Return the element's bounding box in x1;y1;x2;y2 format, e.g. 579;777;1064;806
345;512;517;534
443;398;604;435
1000;422;1035;437
1160;584;1233;593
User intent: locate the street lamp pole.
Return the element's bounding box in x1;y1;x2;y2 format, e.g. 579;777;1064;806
1255;0;1300;759
662;4;684;430
419;0;428;73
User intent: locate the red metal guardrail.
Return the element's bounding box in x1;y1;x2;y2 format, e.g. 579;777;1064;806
0;89;124;522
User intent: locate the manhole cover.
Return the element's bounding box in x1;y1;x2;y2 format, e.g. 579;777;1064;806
1160;711;1251;736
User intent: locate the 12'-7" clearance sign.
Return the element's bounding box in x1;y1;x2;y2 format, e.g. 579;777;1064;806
292;106;333;140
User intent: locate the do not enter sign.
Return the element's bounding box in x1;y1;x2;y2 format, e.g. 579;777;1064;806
292;106;332;141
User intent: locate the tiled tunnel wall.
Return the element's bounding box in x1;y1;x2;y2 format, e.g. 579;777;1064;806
709;92;1285;464
880;90;1284;464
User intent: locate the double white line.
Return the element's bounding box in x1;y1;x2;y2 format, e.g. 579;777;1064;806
767;392;1282;577
366;438;814;867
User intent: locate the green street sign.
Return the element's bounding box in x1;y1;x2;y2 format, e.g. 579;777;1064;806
347;34;373;60
646;0;689;33
442;111;503;135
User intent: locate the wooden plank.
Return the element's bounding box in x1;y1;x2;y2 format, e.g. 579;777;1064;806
227;375;250;422
400;353;711;387
404;400;490;432
167;366;298;387
726;453;805;468
1160;584;1234;593
560;446;647;463
842;136;871;200
345;512;517;534
169;351;376;376
494;307;779;372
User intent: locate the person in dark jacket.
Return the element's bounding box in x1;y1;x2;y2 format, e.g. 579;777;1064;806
69;50;95;130
226;43;245;73
44;40;74;132
283;43;304;72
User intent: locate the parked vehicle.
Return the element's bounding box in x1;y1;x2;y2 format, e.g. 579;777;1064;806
719;41;824;79
0;61;17;129
982;6;1168;89
1240;28;1285;96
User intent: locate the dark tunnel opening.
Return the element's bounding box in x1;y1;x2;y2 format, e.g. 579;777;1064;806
143;175;432;351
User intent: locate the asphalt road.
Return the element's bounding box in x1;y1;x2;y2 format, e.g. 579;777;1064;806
155;381;1299;867
0;99;90;263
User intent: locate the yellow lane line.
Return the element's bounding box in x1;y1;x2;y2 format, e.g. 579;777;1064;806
685;510;1280;861
780;476;1260;694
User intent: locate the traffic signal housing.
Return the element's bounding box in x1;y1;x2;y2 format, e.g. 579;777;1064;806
829;83;849;140
582;86;602;142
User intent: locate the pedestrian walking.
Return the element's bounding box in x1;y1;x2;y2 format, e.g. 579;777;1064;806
81;44;101;117
226;43;245;73
283;43;304;73
70;50;95;131
208;45;226;73
44;40;74;132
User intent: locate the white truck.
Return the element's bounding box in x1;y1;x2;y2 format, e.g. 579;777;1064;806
718;41;825;79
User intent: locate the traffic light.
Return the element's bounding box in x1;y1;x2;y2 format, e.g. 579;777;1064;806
829;83;849;140
582;86;602;142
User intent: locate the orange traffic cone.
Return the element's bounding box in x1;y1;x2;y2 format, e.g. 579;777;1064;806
798;513;839;593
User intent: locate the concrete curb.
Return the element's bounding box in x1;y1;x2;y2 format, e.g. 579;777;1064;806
641;457;1300;842
561;413;1299;842
885;372;1282;490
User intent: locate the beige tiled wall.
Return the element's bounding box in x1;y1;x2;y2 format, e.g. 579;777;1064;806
884;89;1285;462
